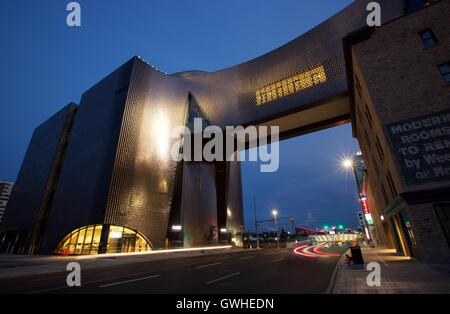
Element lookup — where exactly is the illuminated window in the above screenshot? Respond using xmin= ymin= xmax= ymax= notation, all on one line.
xmin=55 ymin=224 xmax=152 ymax=255
xmin=255 ymin=65 xmax=327 ymax=105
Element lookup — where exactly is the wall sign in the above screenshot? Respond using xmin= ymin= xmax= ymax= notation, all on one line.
xmin=385 ymin=109 xmax=450 ymax=185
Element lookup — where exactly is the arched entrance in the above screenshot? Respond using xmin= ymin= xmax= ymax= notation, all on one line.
xmin=55 ymin=224 xmax=152 ymax=255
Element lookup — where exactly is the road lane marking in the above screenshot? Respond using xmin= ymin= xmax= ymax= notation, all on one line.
xmin=205 ymin=272 xmax=240 ymax=285
xmin=99 ymin=274 xmax=160 ymax=288
xmin=271 ymin=258 xmax=285 ymax=263
xmin=29 ymin=255 xmax=233 ymax=294
xmin=195 ymin=262 xmax=222 ymax=269
xmin=263 ymin=252 xmax=277 ymax=255
xmin=238 ymin=256 xmax=255 ymax=260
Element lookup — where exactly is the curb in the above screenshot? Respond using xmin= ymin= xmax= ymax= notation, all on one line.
xmin=325 ymin=249 xmax=349 ymax=294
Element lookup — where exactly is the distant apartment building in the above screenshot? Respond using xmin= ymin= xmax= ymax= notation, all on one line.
xmin=357 ymin=211 xmax=365 ymax=228
xmin=0 ymin=181 xmax=14 ymax=223
xmin=352 ymin=152 xmax=378 ymax=245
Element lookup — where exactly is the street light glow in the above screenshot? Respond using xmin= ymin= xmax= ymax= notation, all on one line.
xmin=272 ymin=209 xmax=278 ymax=217
xmin=342 ymin=158 xmax=353 ymax=169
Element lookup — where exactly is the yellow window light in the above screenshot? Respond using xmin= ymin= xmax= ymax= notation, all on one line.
xmin=255 ymin=65 xmax=327 ymax=105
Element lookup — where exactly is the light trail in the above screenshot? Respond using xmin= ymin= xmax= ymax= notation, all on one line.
xmin=293 ymin=245 xmax=317 ymax=258
xmin=293 ymin=243 xmax=342 ymax=258
xmin=312 ymin=244 xmax=341 ymax=257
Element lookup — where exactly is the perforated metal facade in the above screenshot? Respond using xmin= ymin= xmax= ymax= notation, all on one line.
xmin=1 ymin=0 xmax=406 ymax=254
xmin=0 ymin=104 xmax=77 ymax=254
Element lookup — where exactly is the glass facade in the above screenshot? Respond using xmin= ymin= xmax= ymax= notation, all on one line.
xmin=55 ymin=224 xmax=151 ymax=255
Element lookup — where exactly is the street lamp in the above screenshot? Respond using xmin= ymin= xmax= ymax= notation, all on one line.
xmin=342 ymin=158 xmax=353 ymax=169
xmin=272 ymin=209 xmax=279 ymax=249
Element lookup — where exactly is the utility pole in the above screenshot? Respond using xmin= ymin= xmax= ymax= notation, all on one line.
xmin=272 ymin=209 xmax=279 ymax=249
xmin=254 ymin=197 xmax=260 ymax=249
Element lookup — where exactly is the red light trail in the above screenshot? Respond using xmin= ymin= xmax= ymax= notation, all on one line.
xmin=312 ymin=244 xmax=341 ymax=257
xmin=293 ymin=243 xmax=342 ymax=258
xmin=293 ymin=245 xmax=317 ymax=258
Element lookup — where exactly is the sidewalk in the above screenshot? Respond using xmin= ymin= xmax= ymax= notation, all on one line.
xmin=0 ymin=246 xmax=240 ymax=280
xmin=330 ymin=247 xmax=450 ymax=294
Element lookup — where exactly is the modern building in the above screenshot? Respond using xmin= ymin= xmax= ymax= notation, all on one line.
xmin=0 ymin=181 xmax=13 ymax=223
xmin=0 ymin=104 xmax=77 ymax=254
xmin=0 ymin=0 xmax=448 ymax=262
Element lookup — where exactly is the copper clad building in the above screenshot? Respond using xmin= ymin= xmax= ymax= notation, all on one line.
xmin=1 ymin=0 xmax=449 ymax=262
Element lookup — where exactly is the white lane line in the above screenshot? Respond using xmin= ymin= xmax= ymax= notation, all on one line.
xmin=238 ymin=255 xmax=255 ymax=260
xmin=271 ymin=258 xmax=285 ymax=263
xmin=205 ymin=272 xmax=240 ymax=285
xmin=99 ymin=274 xmax=160 ymax=288
xmin=263 ymin=252 xmax=277 ymax=256
xmin=195 ymin=262 xmax=222 ymax=269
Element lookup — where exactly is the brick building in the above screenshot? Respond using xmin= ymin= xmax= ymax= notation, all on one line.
xmin=346 ymin=0 xmax=450 ymax=263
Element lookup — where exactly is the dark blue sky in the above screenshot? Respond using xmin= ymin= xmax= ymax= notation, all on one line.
xmin=0 ymin=0 xmax=359 ymax=231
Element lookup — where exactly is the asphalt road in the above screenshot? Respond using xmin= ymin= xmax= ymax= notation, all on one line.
xmin=0 ymin=246 xmax=346 ymax=294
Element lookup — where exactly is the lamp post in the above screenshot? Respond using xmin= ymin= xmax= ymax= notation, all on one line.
xmin=272 ymin=209 xmax=279 ymax=249
xmin=254 ymin=198 xmax=260 ymax=249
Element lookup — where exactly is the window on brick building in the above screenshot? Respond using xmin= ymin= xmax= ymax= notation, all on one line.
xmin=372 ymin=156 xmax=380 ymax=174
xmin=375 ymin=136 xmax=384 ymax=161
xmin=381 ymin=186 xmax=389 ymax=207
xmin=419 ymin=29 xmax=438 ymax=48
xmin=364 ymin=129 xmax=371 ymax=149
xmin=434 ymin=203 xmax=450 ymax=247
xmin=437 ymin=63 xmax=450 ymax=83
xmin=387 ymin=171 xmax=398 ymax=198
xmin=364 ymin=103 xmax=373 ymax=129
xmin=355 ymin=75 xmax=362 ymax=101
